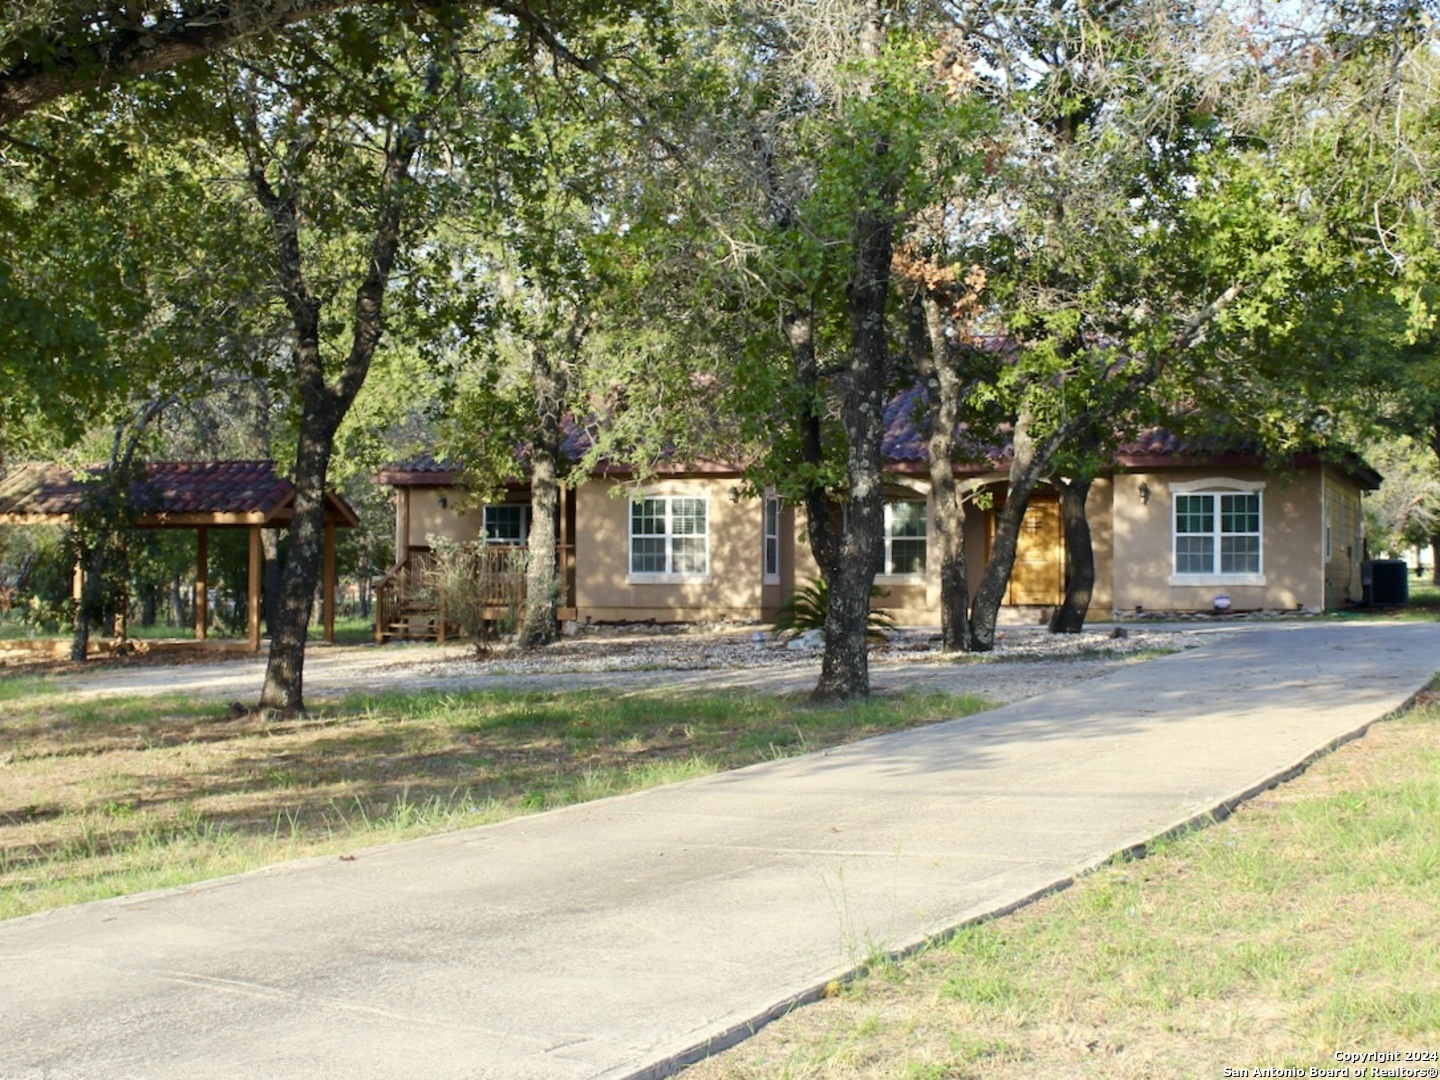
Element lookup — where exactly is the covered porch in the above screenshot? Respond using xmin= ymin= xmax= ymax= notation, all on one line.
xmin=0 ymin=461 xmax=358 ymax=652
xmin=372 ymin=459 xmax=577 ymax=642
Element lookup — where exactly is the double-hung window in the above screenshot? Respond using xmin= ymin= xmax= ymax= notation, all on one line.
xmin=762 ymin=494 xmax=781 ymax=583
xmin=1171 ymin=484 xmax=1263 ymax=582
xmin=483 ymin=504 xmax=529 ymax=545
xmin=882 ymin=500 xmax=927 ymax=577
xmin=630 ymin=495 xmax=709 ymax=580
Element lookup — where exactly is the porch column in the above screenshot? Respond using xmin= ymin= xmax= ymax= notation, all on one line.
xmin=248 ymin=525 xmax=262 ymax=652
xmin=322 ymin=521 xmax=336 ymax=644
xmin=398 ymin=488 xmax=411 ymax=562
xmin=558 ymin=485 xmax=570 ymax=609
xmin=195 ymin=527 xmax=209 ymax=641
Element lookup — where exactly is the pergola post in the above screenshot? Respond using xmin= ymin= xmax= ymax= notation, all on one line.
xmin=195 ymin=527 xmax=209 ymax=641
xmin=248 ymin=525 xmax=262 ymax=652
xmin=322 ymin=521 xmax=336 ymax=644
xmin=398 ymin=488 xmax=410 ymax=564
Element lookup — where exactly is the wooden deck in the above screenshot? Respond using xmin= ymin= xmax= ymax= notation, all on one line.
xmin=374 ymin=544 xmax=575 ymax=643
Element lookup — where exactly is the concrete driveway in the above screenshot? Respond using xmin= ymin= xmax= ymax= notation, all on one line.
xmin=2 ymin=620 xmax=1437 ymax=1079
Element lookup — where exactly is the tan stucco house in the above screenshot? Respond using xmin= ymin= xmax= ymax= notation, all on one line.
xmin=373 ymin=423 xmax=1379 ymax=635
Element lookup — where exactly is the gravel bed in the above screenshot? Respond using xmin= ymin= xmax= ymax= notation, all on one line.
xmin=396 ymin=624 xmax=1205 ymax=679
xmin=347 ymin=624 xmax=1219 ymax=706
xmin=41 ymin=623 xmax=1222 ymax=706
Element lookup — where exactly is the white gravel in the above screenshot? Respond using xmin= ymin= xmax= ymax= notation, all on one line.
xmin=401 ymin=624 xmax=1194 ymax=676
xmin=369 ymin=623 xmax=1217 ymax=705
xmin=42 ymin=623 xmax=1224 ymax=706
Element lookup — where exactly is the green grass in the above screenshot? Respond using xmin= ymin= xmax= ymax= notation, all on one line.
xmin=0 ymin=674 xmax=58 ymax=703
xmin=686 ymin=692 xmax=1440 ymax=1078
xmin=1322 ymin=575 xmax=1440 ymax=621
xmin=0 ymin=685 xmax=991 ymax=920
xmin=1409 ymin=579 xmax=1440 ymax=605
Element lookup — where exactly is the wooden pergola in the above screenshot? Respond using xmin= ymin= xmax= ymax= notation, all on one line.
xmin=0 ymin=461 xmax=358 ymax=651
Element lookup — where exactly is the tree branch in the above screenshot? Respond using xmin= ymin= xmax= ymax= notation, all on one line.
xmin=0 ymin=0 xmax=393 ymax=127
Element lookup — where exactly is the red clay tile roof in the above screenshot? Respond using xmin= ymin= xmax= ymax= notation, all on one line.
xmin=0 ymin=461 xmax=357 ymax=526
xmin=371 ymin=454 xmax=460 ymax=487
xmin=374 ymin=390 xmax=1380 ymax=490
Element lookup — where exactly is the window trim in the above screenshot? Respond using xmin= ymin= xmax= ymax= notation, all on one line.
xmin=877 ymin=498 xmax=928 ymax=582
xmin=1168 ymin=478 xmax=1266 ymax=586
xmin=762 ymin=491 xmax=781 ymax=585
xmin=627 ymin=492 xmax=711 ymax=584
xmin=482 ymin=503 xmax=530 ymax=546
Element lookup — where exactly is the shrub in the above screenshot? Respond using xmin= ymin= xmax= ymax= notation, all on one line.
xmin=424 ymin=537 xmax=527 ymax=657
xmin=771 ymin=576 xmax=897 ymax=641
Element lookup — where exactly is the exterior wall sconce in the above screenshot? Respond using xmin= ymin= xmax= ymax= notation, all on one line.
xmin=1138 ymin=482 xmax=1150 ymax=505
xmin=728 ymin=487 xmax=741 ymax=504
xmin=437 ymin=494 xmax=448 ymax=510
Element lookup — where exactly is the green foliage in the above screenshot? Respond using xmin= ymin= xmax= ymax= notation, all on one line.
xmin=0 ymin=525 xmax=70 ymax=625
xmin=1364 ymin=436 xmax=1440 ymax=556
xmin=772 ymin=576 xmax=897 ymax=641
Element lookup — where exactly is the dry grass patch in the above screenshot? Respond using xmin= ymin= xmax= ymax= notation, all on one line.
xmin=683 ymin=695 xmax=1440 ymax=1079
xmin=0 ymin=681 xmax=991 ymax=919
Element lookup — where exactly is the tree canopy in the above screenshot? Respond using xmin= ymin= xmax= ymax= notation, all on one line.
xmin=4 ymin=0 xmax=1440 ymax=700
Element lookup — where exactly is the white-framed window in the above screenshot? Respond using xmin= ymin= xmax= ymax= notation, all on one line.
xmin=882 ymin=499 xmax=927 ymax=577
xmin=629 ymin=495 xmax=709 ymax=581
xmin=763 ymin=493 xmax=781 ymax=584
xmin=1170 ymin=480 xmax=1264 ymax=584
xmin=483 ymin=504 xmax=529 ymax=544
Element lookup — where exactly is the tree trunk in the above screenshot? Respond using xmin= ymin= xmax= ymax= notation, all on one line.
xmin=518 ymin=475 xmax=560 ymax=648
xmin=69 ymin=549 xmax=100 ymax=661
xmin=262 ymin=413 xmax=342 ymax=712
xmin=255 ymin=119 xmax=422 ymax=715
xmin=783 ymin=306 xmax=841 ymax=579
xmin=66 ymin=413 xmax=161 ymax=660
xmin=917 ymin=294 xmax=969 ymax=652
xmin=1048 ymin=475 xmax=1094 ymax=634
xmin=968 ymin=411 xmax=1044 ymax=652
xmin=170 ymin=574 xmax=186 ymax=627
xmin=814 ymin=2 xmax=894 ymax=701
xmin=518 ymin=345 xmax=564 ymax=649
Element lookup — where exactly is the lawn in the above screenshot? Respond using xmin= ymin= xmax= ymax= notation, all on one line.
xmin=0 ymin=681 xmax=990 ymax=920
xmin=683 ymin=689 xmax=1440 ymax=1079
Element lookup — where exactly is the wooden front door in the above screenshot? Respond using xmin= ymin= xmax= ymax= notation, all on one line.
xmin=1004 ymin=497 xmax=1064 ymax=606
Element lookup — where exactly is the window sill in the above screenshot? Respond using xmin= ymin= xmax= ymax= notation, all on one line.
xmin=1168 ymin=573 xmax=1266 ymax=587
xmin=627 ymin=573 xmax=712 ymax=586
xmin=876 ymin=574 xmax=927 ymax=586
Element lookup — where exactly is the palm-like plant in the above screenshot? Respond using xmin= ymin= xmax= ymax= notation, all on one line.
xmin=771 ymin=576 xmax=897 ymax=641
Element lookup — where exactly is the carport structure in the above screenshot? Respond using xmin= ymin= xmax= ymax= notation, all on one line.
xmin=0 ymin=461 xmax=358 ymax=651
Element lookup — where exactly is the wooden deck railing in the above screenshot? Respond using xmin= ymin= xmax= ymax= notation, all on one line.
xmin=374 ymin=543 xmax=574 ymax=643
